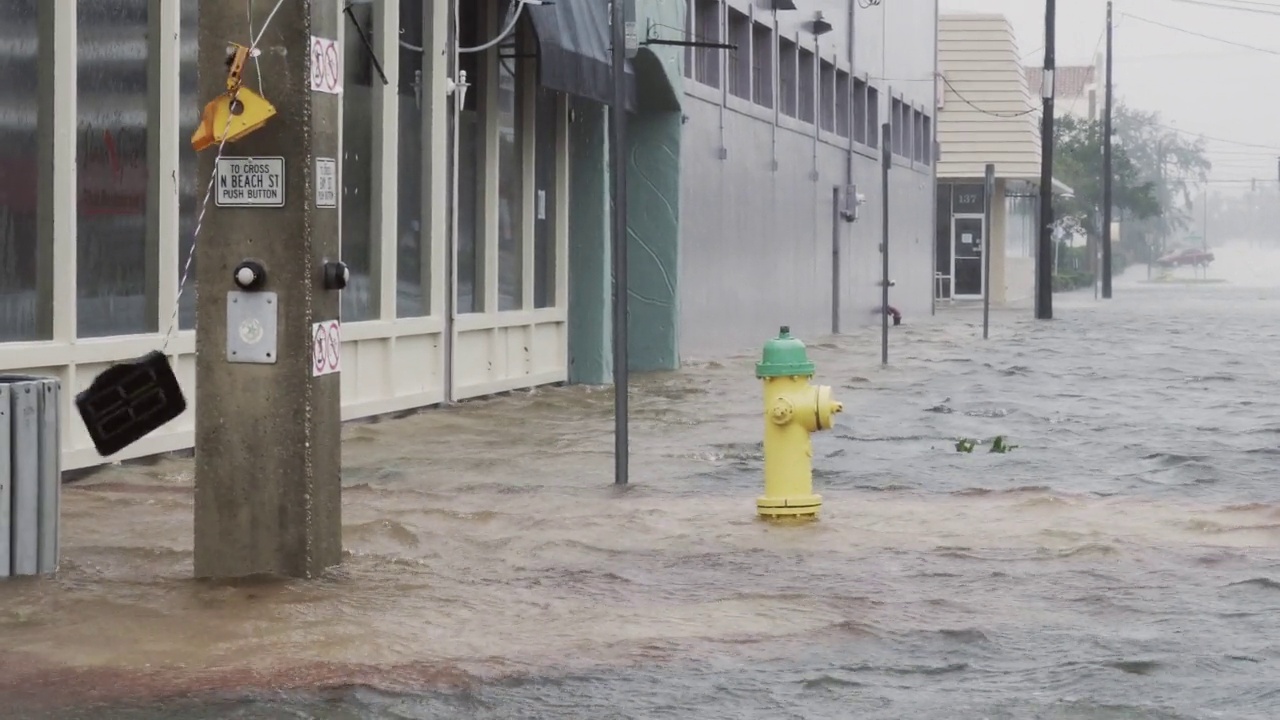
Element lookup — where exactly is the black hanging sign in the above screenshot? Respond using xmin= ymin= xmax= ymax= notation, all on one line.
xmin=75 ymin=351 xmax=187 ymax=457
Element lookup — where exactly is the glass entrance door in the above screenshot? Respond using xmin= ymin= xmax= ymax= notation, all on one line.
xmin=952 ymin=216 xmax=985 ymax=298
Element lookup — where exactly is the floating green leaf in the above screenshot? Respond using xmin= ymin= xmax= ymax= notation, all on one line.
xmin=988 ymin=436 xmax=1019 ymax=454
xmin=954 ymin=436 xmax=1019 ymax=454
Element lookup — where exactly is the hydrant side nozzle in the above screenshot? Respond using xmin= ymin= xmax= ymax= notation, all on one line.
xmin=816 ymin=385 xmax=843 ymax=431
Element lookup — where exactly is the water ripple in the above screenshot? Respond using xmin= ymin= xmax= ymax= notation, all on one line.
xmin=7 ymin=252 xmax=1280 ymax=718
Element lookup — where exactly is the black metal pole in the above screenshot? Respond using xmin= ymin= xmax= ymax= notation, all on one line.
xmin=610 ymin=0 xmax=629 ymax=485
xmin=1101 ymin=0 xmax=1114 ymax=299
xmin=1036 ymin=0 xmax=1056 ymax=320
xmin=832 ymin=187 xmax=841 ymax=335
xmin=983 ymin=163 xmax=994 ymax=339
xmin=1203 ymin=189 xmax=1209 ymax=249
xmin=881 ymin=123 xmax=891 ymax=366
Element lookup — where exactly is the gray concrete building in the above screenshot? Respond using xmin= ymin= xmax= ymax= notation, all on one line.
xmin=677 ymin=0 xmax=939 ymax=356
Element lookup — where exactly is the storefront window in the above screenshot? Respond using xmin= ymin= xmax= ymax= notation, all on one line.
xmin=496 ymin=30 xmax=526 ymax=311
xmin=1005 ymin=188 xmax=1038 ymax=259
xmin=0 ymin=0 xmax=50 ymax=341
xmin=76 ymin=0 xmax=156 ymax=338
xmin=456 ymin=2 xmax=484 ymax=314
xmin=396 ymin=0 xmax=428 ymax=318
xmin=342 ymin=0 xmax=379 ymax=321
xmin=935 ymin=183 xmax=952 ymax=299
xmin=533 ymin=86 xmax=557 ymax=309
xmin=177 ymin=0 xmax=199 ymax=330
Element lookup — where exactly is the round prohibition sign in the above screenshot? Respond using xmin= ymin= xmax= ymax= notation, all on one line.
xmin=323 ymin=43 xmax=340 ymax=92
xmin=313 ymin=325 xmax=328 ymax=374
xmin=311 ymin=39 xmax=326 ymax=89
xmin=324 ymin=323 xmax=340 ymax=370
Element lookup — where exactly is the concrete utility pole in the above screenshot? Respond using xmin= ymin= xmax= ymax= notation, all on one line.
xmin=193 ymin=0 xmax=344 ymax=579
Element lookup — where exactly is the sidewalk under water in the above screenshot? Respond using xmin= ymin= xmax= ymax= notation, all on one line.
xmin=4 ymin=257 xmax=1280 ymax=718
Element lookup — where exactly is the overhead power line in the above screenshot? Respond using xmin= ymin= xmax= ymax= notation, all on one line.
xmin=1205 ymin=148 xmax=1280 ymax=156
xmin=1154 ymin=0 xmax=1280 ymax=17
xmin=1120 ymin=12 xmax=1280 ymax=56
xmin=939 ymin=73 xmax=1038 ymax=118
xmin=1142 ymin=120 xmax=1280 ymax=152
xmin=1065 ymin=26 xmax=1107 ymax=118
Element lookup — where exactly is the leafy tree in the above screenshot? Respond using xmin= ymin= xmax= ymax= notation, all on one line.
xmin=1052 ymin=102 xmax=1211 ymax=265
xmin=1112 ymin=104 xmax=1212 ymax=256
xmin=1052 ymin=112 xmax=1160 ymax=269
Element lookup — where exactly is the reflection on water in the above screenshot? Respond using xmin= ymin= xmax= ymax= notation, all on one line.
xmin=5 ymin=245 xmax=1280 ymax=718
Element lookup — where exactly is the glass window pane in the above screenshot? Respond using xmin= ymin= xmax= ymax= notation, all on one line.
xmin=341 ymin=1 xmax=378 ymax=322
xmin=867 ymin=86 xmax=879 ymax=148
xmin=727 ymin=9 xmax=750 ymax=101
xmin=456 ymin=4 xmax=483 ymax=314
xmin=77 ymin=0 xmax=155 ymax=338
xmin=0 ymin=0 xmax=50 ymax=341
xmin=694 ymin=0 xmax=720 ymax=88
xmin=751 ymin=23 xmax=772 ymax=108
xmin=683 ymin=0 xmax=693 ymax=80
xmin=533 ymin=87 xmax=556 ymax=309
xmin=819 ymin=61 xmax=835 ymax=132
xmin=853 ymin=79 xmax=866 ymax=144
xmin=835 ymin=70 xmax=850 ymax=138
xmin=177 ymin=0 xmax=198 ymax=329
xmin=779 ymin=39 xmax=796 ymax=118
xmin=798 ymin=49 xmax=815 ymax=123
xmin=396 ymin=0 xmax=428 ymax=318
xmin=496 ymin=45 xmax=523 ymax=311
xmin=457 ymin=110 xmax=482 ymax=313
xmin=924 ymin=115 xmax=933 ymax=164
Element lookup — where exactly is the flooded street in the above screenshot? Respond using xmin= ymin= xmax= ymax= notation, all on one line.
xmin=4 ymin=245 xmax=1280 ymax=719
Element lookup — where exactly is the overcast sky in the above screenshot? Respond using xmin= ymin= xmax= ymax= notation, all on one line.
xmin=939 ymin=0 xmax=1280 ymax=190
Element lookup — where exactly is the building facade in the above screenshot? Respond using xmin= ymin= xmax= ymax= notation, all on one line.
xmin=677 ymin=0 xmax=940 ymax=356
xmin=0 ymin=0 xmax=608 ymax=470
xmin=1027 ymin=63 xmax=1100 ymax=123
xmin=0 ymin=0 xmax=937 ymax=471
xmin=935 ymin=13 xmax=1065 ymax=306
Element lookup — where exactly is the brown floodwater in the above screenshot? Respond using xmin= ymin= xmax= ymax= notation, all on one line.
xmin=4 ymin=246 xmax=1280 ymax=719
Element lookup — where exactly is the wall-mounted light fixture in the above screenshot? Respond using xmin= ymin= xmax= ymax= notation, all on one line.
xmin=810 ymin=11 xmax=833 ymax=36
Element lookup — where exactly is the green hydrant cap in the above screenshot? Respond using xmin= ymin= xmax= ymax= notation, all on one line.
xmin=756 ymin=325 xmax=816 ymax=378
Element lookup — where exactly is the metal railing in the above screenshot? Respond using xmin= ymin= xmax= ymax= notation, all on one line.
xmin=934 ymin=271 xmax=955 ymax=303
xmin=2 ymin=375 xmax=60 ymax=579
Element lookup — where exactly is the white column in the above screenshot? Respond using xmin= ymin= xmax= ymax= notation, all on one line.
xmin=426 ymin=0 xmax=450 ymax=319
xmin=44 ymin=0 xmax=76 ymax=343
xmin=151 ymin=0 xmax=180 ymax=339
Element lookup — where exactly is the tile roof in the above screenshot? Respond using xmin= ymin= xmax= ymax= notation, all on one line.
xmin=1025 ymin=66 xmax=1096 ymax=99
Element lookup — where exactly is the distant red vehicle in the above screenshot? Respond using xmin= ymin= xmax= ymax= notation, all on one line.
xmin=1155 ymin=248 xmax=1215 ymax=268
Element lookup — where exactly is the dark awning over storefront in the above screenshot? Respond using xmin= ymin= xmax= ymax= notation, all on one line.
xmin=526 ymin=0 xmax=636 ymax=109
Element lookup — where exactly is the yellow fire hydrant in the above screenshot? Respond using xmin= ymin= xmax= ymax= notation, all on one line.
xmin=755 ymin=326 xmax=843 ymax=520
